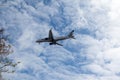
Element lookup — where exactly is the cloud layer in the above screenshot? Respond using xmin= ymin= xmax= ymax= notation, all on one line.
xmin=1 ymin=0 xmax=120 ymax=80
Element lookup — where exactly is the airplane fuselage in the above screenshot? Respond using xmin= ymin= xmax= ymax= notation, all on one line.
xmin=36 ymin=36 xmax=69 ymax=43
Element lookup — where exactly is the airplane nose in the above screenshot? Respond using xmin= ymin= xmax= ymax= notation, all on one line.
xmin=36 ymin=39 xmax=45 ymax=43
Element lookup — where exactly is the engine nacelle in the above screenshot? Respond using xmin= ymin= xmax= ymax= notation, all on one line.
xmin=49 ymin=43 xmax=53 ymax=45
xmin=45 ymin=38 xmax=48 ymax=40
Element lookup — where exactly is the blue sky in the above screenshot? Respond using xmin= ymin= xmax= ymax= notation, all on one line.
xmin=1 ymin=0 xmax=120 ymax=80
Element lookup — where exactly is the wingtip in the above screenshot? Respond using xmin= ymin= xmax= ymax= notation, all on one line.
xmin=50 ymin=28 xmax=52 ymax=30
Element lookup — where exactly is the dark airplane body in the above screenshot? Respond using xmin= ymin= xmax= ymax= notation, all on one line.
xmin=36 ymin=29 xmax=75 ymax=46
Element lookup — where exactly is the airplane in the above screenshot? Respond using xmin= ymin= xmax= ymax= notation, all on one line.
xmin=36 ymin=29 xmax=75 ymax=46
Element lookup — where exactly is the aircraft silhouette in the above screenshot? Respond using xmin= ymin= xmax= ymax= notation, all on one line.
xmin=36 ymin=29 xmax=75 ymax=46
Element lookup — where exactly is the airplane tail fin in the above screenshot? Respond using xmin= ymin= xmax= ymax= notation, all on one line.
xmin=68 ymin=30 xmax=75 ymax=39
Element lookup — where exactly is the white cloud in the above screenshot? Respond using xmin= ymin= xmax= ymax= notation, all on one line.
xmin=109 ymin=0 xmax=120 ymax=20
xmin=1 ymin=0 xmax=120 ymax=80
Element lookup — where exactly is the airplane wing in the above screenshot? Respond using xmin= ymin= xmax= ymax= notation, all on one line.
xmin=49 ymin=29 xmax=54 ymax=40
xmin=56 ymin=42 xmax=63 ymax=46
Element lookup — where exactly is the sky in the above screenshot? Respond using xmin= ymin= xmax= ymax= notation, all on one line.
xmin=0 ymin=0 xmax=120 ymax=80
